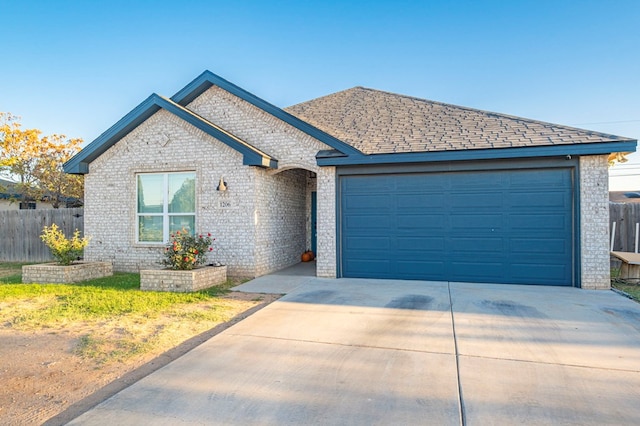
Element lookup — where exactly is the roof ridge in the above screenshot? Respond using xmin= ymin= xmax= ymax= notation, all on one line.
xmin=306 ymin=86 xmax=634 ymax=142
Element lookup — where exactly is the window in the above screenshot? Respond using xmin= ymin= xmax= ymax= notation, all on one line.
xmin=19 ymin=202 xmax=36 ymax=210
xmin=137 ymin=172 xmax=196 ymax=243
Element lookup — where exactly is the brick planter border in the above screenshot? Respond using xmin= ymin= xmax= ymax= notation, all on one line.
xmin=22 ymin=262 xmax=113 ymax=284
xmin=140 ymin=265 xmax=227 ymax=292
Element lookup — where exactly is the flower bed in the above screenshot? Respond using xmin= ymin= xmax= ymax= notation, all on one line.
xmin=140 ymin=265 xmax=227 ymax=292
xmin=22 ymin=262 xmax=113 ymax=284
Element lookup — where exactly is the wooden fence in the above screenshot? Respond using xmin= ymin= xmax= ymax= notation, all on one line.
xmin=610 ymin=202 xmax=640 ymax=253
xmin=0 ymin=208 xmax=84 ymax=262
xmin=0 ymin=203 xmax=638 ymax=262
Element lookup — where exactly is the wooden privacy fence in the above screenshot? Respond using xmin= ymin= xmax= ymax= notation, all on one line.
xmin=0 ymin=208 xmax=84 ymax=262
xmin=610 ymin=202 xmax=640 ymax=253
xmin=0 ymin=203 xmax=637 ymax=262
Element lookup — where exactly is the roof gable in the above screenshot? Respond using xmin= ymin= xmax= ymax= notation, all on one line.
xmin=286 ymin=87 xmax=637 ymax=165
xmin=171 ymin=71 xmax=362 ymax=157
xmin=65 ymin=73 xmax=637 ymax=173
xmin=64 ymin=93 xmax=277 ymax=174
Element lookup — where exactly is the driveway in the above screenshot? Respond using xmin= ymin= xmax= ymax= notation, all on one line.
xmin=67 ymin=278 xmax=640 ymax=425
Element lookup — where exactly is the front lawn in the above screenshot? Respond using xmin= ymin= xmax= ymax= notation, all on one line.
xmin=0 ymin=264 xmax=260 ymax=363
xmin=0 ymin=262 xmax=276 ymax=424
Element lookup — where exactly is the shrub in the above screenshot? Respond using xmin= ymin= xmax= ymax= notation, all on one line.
xmin=40 ymin=224 xmax=90 ymax=265
xmin=162 ymin=229 xmax=214 ymax=270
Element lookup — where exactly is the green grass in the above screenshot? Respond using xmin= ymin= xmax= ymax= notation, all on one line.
xmin=0 ymin=262 xmax=27 ymax=284
xmin=0 ymin=272 xmax=234 ymax=327
xmin=611 ymin=267 xmax=640 ymax=302
xmin=0 ymin=265 xmax=250 ymax=363
xmin=613 ymin=284 xmax=640 ymax=301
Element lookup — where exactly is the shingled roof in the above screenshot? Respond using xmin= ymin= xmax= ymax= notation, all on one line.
xmin=285 ymin=87 xmax=634 ymax=155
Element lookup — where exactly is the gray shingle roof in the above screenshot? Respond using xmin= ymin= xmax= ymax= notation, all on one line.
xmin=285 ymin=87 xmax=633 ymax=155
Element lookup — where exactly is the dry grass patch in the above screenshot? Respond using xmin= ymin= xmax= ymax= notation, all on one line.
xmin=0 ymin=267 xmax=280 ymax=425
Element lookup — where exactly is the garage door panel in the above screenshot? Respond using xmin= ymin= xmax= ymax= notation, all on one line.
xmin=397 ymin=236 xmax=445 ymax=250
xmin=396 ymin=174 xmax=448 ymax=191
xmin=450 ymin=261 xmax=505 ymax=281
xmin=344 ymin=215 xmax=392 ymax=230
xmin=510 ymin=264 xmax=569 ymax=284
xmin=397 ymin=261 xmax=446 ymax=279
xmin=509 ymin=214 xmax=567 ymax=230
xmin=508 ymin=169 xmax=570 ymax=186
xmin=450 ymin=172 xmax=503 ymax=189
xmin=511 ymin=238 xmax=567 ymax=254
xmin=345 ymin=236 xmax=391 ymax=250
xmin=450 ymin=192 xmax=503 ymax=208
xmin=449 ymin=237 xmax=503 ymax=253
xmin=344 ymin=194 xmax=391 ymax=210
xmin=343 ymin=176 xmax=393 ymax=192
xmin=341 ymin=168 xmax=574 ymax=286
xmin=397 ymin=193 xmax=446 ymax=209
xmin=344 ymin=260 xmax=391 ymax=276
xmin=509 ymin=192 xmax=571 ymax=209
xmin=450 ymin=214 xmax=503 ymax=229
xmin=397 ymin=236 xmax=445 ymax=251
xmin=398 ymin=214 xmax=447 ymax=229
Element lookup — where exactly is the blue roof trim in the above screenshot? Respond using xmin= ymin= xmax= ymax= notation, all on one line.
xmin=171 ymin=70 xmax=363 ymax=157
xmin=158 ymin=96 xmax=277 ymax=168
xmin=64 ymin=94 xmax=277 ymax=174
xmin=64 ymin=94 xmax=161 ymax=174
xmin=316 ymin=140 xmax=637 ymax=166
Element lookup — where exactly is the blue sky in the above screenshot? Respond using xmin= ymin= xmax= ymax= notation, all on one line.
xmin=1 ymin=0 xmax=639 ymax=189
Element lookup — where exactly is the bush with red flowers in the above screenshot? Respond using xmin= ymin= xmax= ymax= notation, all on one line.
xmin=162 ymin=229 xmax=214 ymax=270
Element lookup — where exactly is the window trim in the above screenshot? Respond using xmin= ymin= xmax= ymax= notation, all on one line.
xmin=136 ymin=171 xmax=196 ymax=244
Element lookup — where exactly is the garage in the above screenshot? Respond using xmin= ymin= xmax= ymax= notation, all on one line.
xmin=339 ymin=165 xmax=575 ymax=286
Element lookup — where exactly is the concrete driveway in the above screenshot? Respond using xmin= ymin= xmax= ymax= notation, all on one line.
xmin=67 ymin=278 xmax=640 ymax=425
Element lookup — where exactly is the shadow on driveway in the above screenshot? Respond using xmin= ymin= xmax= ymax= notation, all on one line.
xmin=65 ymin=278 xmax=640 ymax=425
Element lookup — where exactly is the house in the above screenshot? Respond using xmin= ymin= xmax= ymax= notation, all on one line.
xmin=0 ymin=178 xmax=44 ymax=210
xmin=0 ymin=178 xmax=82 ymax=210
xmin=610 ymin=191 xmax=640 ymax=203
xmin=64 ymin=71 xmax=637 ymax=289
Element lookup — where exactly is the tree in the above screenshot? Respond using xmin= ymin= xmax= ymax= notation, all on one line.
xmin=0 ymin=112 xmax=44 ymax=204
xmin=35 ymin=135 xmax=84 ymax=208
xmin=0 ymin=112 xmax=84 ymax=207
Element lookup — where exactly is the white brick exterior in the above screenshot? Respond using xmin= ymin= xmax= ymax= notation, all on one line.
xmin=81 ymin=82 xmax=615 ymax=286
xmin=579 ymin=155 xmax=611 ymax=289
xmin=84 ymin=88 xmax=338 ymax=278
xmin=140 ymin=265 xmax=227 ymax=292
xmin=187 ymin=87 xmax=336 ymax=277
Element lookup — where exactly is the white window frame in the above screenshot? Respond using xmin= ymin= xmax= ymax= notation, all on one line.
xmin=136 ymin=172 xmax=196 ymax=244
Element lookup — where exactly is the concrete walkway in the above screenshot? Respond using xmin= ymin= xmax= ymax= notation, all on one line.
xmin=67 ymin=272 xmax=640 ymax=425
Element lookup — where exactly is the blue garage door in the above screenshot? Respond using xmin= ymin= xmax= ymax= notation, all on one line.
xmin=340 ymin=168 xmax=574 ymax=285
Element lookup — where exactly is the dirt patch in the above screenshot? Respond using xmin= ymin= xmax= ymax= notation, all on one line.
xmin=0 ymin=291 xmax=280 ymax=425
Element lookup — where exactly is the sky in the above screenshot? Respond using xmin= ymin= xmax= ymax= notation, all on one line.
xmin=1 ymin=0 xmax=639 ymax=190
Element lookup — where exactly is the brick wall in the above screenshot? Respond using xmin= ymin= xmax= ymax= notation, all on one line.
xmin=22 ymin=262 xmax=113 ymax=284
xmin=84 ymin=110 xmax=257 ymax=276
xmin=254 ymin=168 xmax=307 ymax=276
xmin=84 ymin=86 xmax=338 ymax=278
xmin=187 ymin=87 xmax=336 ymax=277
xmin=579 ymin=154 xmax=611 ymax=289
xmin=140 ymin=265 xmax=227 ymax=292
xmin=316 ymin=166 xmax=337 ymax=278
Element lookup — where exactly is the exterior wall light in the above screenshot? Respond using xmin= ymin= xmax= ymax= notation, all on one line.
xmin=217 ymin=177 xmax=228 ymax=191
